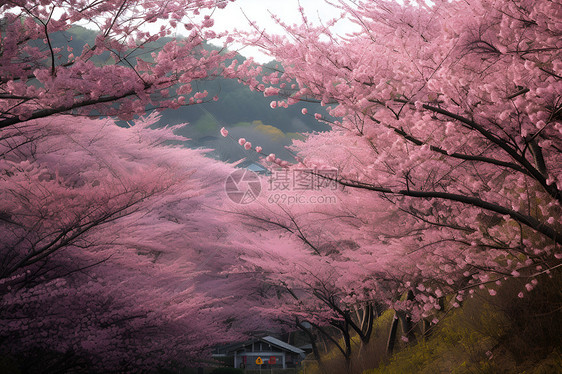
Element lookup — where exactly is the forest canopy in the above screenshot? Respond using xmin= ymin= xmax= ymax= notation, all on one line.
xmin=0 ymin=0 xmax=560 ymax=373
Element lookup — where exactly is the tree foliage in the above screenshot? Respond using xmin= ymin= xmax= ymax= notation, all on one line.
xmin=224 ymin=0 xmax=562 ymax=365
xmin=0 ymin=113 xmax=247 ymax=371
xmin=0 ymin=0 xmax=234 ymax=128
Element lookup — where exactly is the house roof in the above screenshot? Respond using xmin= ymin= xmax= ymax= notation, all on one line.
xmin=217 ymin=335 xmax=305 ymax=356
xmin=246 ymin=163 xmax=267 ymax=173
xmin=261 ymin=336 xmax=305 ymax=355
xmin=234 ymin=159 xmax=268 ymax=174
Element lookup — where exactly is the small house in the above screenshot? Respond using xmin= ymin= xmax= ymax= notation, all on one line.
xmin=213 ymin=335 xmax=306 ymax=370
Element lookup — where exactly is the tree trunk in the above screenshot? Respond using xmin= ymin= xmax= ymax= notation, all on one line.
xmin=387 ymin=290 xmax=415 ymax=354
xmin=386 ymin=313 xmax=399 ymax=355
xmin=296 ymin=319 xmax=325 ymax=373
xmin=397 ymin=290 xmax=415 ymax=343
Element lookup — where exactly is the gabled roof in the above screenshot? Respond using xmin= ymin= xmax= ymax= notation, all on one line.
xmin=217 ymin=335 xmax=305 ymax=355
xmin=246 ymin=163 xmax=267 ymax=173
xmin=261 ymin=336 xmax=305 ymax=355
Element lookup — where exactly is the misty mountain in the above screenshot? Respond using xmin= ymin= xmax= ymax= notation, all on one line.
xmin=58 ymin=26 xmax=329 ymax=163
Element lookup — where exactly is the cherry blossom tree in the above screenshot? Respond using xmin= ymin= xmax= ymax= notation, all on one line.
xmin=0 ymin=1 xmax=298 ymax=370
xmin=222 ymin=0 xmax=562 ymax=362
xmin=0 ymin=113 xmax=252 ymax=372
xmin=224 ymin=181 xmax=431 ymax=368
xmin=0 ymin=0 xmax=235 ymax=128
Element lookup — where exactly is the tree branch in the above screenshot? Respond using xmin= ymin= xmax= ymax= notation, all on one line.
xmin=313 ymin=172 xmax=562 ymax=246
xmin=0 ymin=91 xmax=138 ymax=129
xmin=421 ymin=104 xmax=561 ymax=204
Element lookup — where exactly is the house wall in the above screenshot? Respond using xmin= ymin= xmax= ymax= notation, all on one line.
xmin=234 ymin=351 xmax=286 ymax=369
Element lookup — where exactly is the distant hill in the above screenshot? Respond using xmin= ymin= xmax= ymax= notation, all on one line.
xmin=59 ymin=26 xmax=329 ymax=163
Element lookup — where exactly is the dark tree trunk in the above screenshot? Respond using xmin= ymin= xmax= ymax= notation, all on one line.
xmin=397 ymin=290 xmax=415 ymax=342
xmin=386 ymin=313 xmax=399 ymax=355
xmin=296 ymin=319 xmax=323 ymax=365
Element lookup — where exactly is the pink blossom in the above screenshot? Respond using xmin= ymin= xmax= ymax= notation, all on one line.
xmin=193 ymin=91 xmax=208 ymax=100
xmin=0 ymin=114 xmax=243 ymax=370
xmin=220 ymin=127 xmax=228 ymax=137
xmin=202 ymin=15 xmax=214 ymax=28
xmin=264 ymin=87 xmax=280 ymax=96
